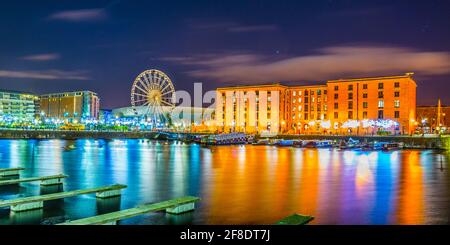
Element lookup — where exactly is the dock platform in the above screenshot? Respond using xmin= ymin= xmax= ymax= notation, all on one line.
xmin=58 ymin=196 xmax=200 ymax=225
xmin=0 ymin=174 xmax=68 ymax=186
xmin=275 ymin=214 xmax=314 ymax=225
xmin=0 ymin=184 xmax=127 ymax=212
xmin=0 ymin=168 xmax=26 ymax=177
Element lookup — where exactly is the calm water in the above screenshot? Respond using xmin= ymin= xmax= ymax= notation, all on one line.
xmin=0 ymin=139 xmax=448 ymax=225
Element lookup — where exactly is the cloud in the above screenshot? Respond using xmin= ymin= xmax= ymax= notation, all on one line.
xmin=163 ymin=45 xmax=450 ymax=83
xmin=20 ymin=53 xmax=60 ymax=61
xmin=0 ymin=70 xmax=90 ymax=80
xmin=227 ymin=25 xmax=278 ymax=33
xmin=189 ymin=20 xmax=278 ymax=33
xmin=48 ymin=8 xmax=107 ymax=22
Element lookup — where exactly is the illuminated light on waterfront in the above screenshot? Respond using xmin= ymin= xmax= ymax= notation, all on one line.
xmin=368 ymin=151 xmax=379 ymax=162
xmin=342 ymin=120 xmax=360 ymax=128
xmin=356 ymin=154 xmax=374 ymax=195
xmin=320 ymin=120 xmax=331 ymax=129
xmin=343 ymin=151 xmax=356 ymax=165
xmin=397 ymin=151 xmax=425 ymax=224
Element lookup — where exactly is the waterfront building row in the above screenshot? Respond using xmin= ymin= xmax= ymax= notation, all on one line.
xmin=215 ymin=73 xmax=417 ymax=135
xmin=0 ymin=89 xmax=100 ymax=121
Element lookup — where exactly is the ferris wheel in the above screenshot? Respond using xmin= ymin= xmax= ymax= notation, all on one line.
xmin=130 ymin=69 xmax=176 ymax=121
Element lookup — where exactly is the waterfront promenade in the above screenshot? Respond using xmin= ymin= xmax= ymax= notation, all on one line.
xmin=0 ymin=129 xmax=449 ymax=149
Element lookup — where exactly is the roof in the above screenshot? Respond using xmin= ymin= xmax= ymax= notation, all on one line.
xmin=40 ymin=90 xmax=98 ymax=97
xmin=0 ymin=88 xmax=35 ymax=95
xmin=216 ymin=83 xmax=288 ymax=90
xmin=327 ymin=73 xmax=416 ymax=83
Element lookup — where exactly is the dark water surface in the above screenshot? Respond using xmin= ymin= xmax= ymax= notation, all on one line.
xmin=0 ymin=139 xmax=448 ymax=225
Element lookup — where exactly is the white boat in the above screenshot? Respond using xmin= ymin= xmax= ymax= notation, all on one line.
xmin=382 ymin=142 xmax=404 ymax=151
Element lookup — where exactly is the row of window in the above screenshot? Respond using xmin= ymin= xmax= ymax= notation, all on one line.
xmin=334 ymin=82 xmax=400 ymax=91
xmin=292 ymin=89 xmax=327 ymax=97
xmin=333 ymin=110 xmax=400 ymax=120
xmin=332 ymin=91 xmax=400 ymax=100
xmin=331 ymin=100 xmax=400 ymax=110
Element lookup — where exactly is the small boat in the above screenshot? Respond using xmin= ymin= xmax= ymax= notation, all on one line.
xmin=303 ymin=140 xmax=318 ymax=148
xmin=253 ymin=139 xmax=270 ymax=145
xmin=317 ymin=140 xmax=334 ymax=148
xmin=360 ymin=142 xmax=385 ymax=151
xmin=339 ymin=138 xmax=360 ymax=150
xmin=293 ymin=140 xmax=303 ymax=147
xmin=382 ymin=142 xmax=404 ymax=151
xmin=277 ymin=139 xmax=295 ymax=147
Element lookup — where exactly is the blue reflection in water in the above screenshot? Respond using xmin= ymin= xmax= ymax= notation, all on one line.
xmin=0 ymin=139 xmax=448 ymax=225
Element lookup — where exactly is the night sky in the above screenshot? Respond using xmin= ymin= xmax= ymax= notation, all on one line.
xmin=1 ymin=0 xmax=449 ymax=109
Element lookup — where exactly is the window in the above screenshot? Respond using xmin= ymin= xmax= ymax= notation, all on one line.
xmin=298 ymin=105 xmax=302 ymax=111
xmin=378 ymin=83 xmax=384 ymax=89
xmin=323 ymin=113 xmax=328 ymax=120
xmin=293 ymin=91 xmax=296 ymax=96
xmin=304 ymin=105 xmax=309 ymax=111
xmin=311 ymin=105 xmax=315 ymax=111
xmin=378 ymin=110 xmax=384 ymax=119
xmin=395 ymin=91 xmax=400 ymax=97
xmin=324 ymin=104 xmax=328 ymax=111
xmin=378 ymin=91 xmax=384 ymax=98
xmin=394 ymin=100 xmax=400 ymax=108
xmin=304 ymin=113 xmax=309 ymax=120
xmin=378 ymin=100 xmax=384 ymax=108
xmin=293 ymin=107 xmax=296 ymax=111
xmin=298 ymin=98 xmax=302 ymax=103
xmin=348 ymin=85 xmax=353 ymax=91
xmin=305 ymin=90 xmax=309 ymax=96
xmin=363 ymin=84 xmax=368 ymax=89
xmin=299 ymin=91 xmax=302 ymax=96
xmin=348 ymin=101 xmax=353 ymax=110
xmin=363 ymin=111 xmax=368 ymax=119
xmin=348 ymin=93 xmax=353 ymax=100
xmin=324 ymin=90 xmax=327 ymax=95
xmin=395 ymin=82 xmax=400 ymax=88
xmin=311 ymin=91 xmax=315 ymax=95
xmin=363 ymin=93 xmax=368 ymax=99
xmin=334 ymin=112 xmax=339 ymax=119
xmin=317 ymin=90 xmax=321 ymax=95
xmin=304 ymin=97 xmax=309 ymax=103
xmin=334 ymin=103 xmax=338 ymax=109
xmin=348 ymin=111 xmax=353 ymax=119
xmin=363 ymin=102 xmax=368 ymax=108
xmin=312 ymin=97 xmax=315 ymax=103
xmin=293 ymin=99 xmax=296 ymax=103
xmin=334 ymin=85 xmax=339 ymax=91
xmin=334 ymin=94 xmax=338 ymax=99
xmin=395 ymin=111 xmax=400 ymax=118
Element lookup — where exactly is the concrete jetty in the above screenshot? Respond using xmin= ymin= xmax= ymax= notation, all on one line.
xmin=58 ymin=196 xmax=200 ymax=225
xmin=0 ymin=168 xmax=25 ymax=177
xmin=0 ymin=184 xmax=127 ymax=212
xmin=0 ymin=174 xmax=68 ymax=186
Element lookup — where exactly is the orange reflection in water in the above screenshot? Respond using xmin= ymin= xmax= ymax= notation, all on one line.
xmin=396 ymin=151 xmax=425 ymax=224
xmin=296 ymin=149 xmax=320 ymax=221
xmin=206 ymin=146 xmax=305 ymax=224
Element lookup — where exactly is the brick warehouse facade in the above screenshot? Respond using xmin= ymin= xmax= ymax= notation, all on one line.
xmin=215 ymin=73 xmax=417 ymax=135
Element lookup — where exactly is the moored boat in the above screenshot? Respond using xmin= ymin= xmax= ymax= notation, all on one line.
xmin=382 ymin=142 xmax=404 ymax=151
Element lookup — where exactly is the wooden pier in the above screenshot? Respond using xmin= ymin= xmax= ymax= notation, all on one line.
xmin=275 ymin=214 xmax=314 ymax=225
xmin=58 ymin=196 xmax=200 ymax=225
xmin=0 ymin=174 xmax=68 ymax=186
xmin=0 ymin=184 xmax=127 ymax=212
xmin=0 ymin=168 xmax=26 ymax=177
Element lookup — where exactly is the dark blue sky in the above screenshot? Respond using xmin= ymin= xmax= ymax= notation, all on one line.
xmin=1 ymin=0 xmax=449 ymax=109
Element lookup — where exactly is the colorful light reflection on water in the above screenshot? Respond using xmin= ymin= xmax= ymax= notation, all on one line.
xmin=0 ymin=139 xmax=448 ymax=225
